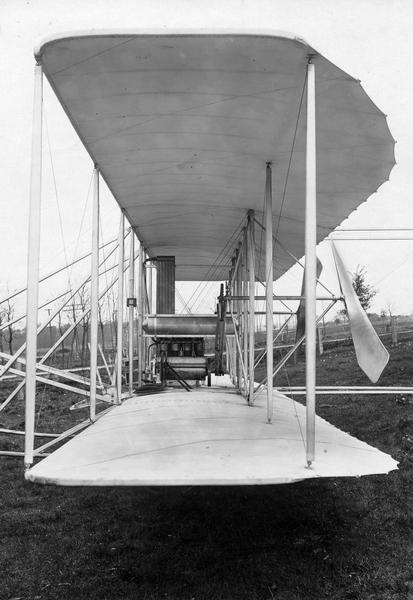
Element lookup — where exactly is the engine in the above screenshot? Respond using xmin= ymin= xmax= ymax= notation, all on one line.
xmin=148 ymin=337 xmax=212 ymax=387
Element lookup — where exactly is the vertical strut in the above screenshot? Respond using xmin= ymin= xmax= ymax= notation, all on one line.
xmin=147 ymin=259 xmax=153 ymax=314
xmin=137 ymin=242 xmax=144 ymax=388
xmin=232 ymin=250 xmax=239 ymax=388
xmin=128 ymin=232 xmax=135 ymax=396
xmin=145 ymin=258 xmax=153 ymax=378
xmin=264 ymin=163 xmax=273 ymax=423
xmin=25 ymin=62 xmax=43 ymax=467
xmin=236 ymin=243 xmax=242 ymax=391
xmin=116 ymin=212 xmax=125 ymax=403
xmin=305 ymin=59 xmax=317 ymax=465
xmin=242 ymin=232 xmax=248 ymax=397
xmin=89 ymin=166 xmax=100 ymax=420
xmin=247 ymin=210 xmax=255 ymax=403
xmin=229 ymin=260 xmax=235 ymax=383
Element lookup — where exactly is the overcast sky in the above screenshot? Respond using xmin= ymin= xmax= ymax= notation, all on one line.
xmin=1 ymin=0 xmax=413 ymax=319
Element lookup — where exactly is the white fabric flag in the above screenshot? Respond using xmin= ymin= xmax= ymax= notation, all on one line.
xmin=332 ymin=242 xmax=389 ymax=383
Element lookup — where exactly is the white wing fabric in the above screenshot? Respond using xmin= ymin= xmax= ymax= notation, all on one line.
xmin=36 ymin=33 xmax=396 ymax=282
xmin=332 ymin=243 xmax=389 ymax=383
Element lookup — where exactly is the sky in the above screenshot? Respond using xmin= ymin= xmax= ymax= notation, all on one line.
xmin=1 ymin=0 xmax=413 ymax=321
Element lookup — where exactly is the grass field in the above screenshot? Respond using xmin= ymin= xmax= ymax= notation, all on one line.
xmin=1 ymin=340 xmax=412 ymax=600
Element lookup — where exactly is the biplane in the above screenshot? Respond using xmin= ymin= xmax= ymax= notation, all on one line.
xmin=0 ymin=30 xmax=402 ymax=485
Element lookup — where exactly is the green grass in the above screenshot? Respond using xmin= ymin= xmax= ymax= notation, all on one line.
xmin=1 ymin=341 xmax=412 ymax=599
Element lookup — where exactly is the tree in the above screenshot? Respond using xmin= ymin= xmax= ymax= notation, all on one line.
xmin=0 ymin=289 xmax=16 ymax=354
xmin=0 ymin=305 xmax=7 ymax=352
xmin=339 ymin=265 xmax=377 ymax=318
xmin=77 ymin=286 xmax=90 ymax=367
xmin=3 ymin=298 xmax=15 ymax=355
xmin=352 ymin=265 xmax=377 ymax=311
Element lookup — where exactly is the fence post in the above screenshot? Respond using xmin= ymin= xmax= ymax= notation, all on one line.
xmin=391 ymin=316 xmax=398 ymax=345
xmin=317 ymin=326 xmax=324 ymax=355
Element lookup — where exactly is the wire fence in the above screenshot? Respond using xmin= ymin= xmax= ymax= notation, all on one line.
xmin=255 ymin=317 xmax=413 ymax=352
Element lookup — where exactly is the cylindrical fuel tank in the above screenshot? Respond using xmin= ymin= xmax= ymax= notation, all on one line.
xmin=166 ymin=356 xmax=208 ymax=380
xmin=143 ymin=315 xmax=235 ymax=336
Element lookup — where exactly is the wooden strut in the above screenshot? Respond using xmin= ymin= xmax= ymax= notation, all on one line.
xmin=229 ymin=232 xmax=246 ymax=391
xmin=226 ymin=166 xmax=276 ymax=420
xmin=116 ymin=212 xmax=125 ymax=404
xmin=89 ymin=165 xmax=99 ymax=421
xmin=242 ymin=231 xmax=248 ymax=397
xmin=4 ymin=363 xmax=110 ymax=403
xmin=214 ymin=283 xmax=227 ymax=376
xmin=305 ymin=59 xmax=317 ymax=466
xmin=128 ymin=233 xmax=135 ymax=396
xmin=228 ymin=295 xmax=340 ymax=301
xmin=264 ymin=163 xmax=274 ymax=422
xmin=236 ymin=242 xmax=243 ymax=390
xmin=231 ymin=250 xmax=237 ymax=386
xmin=227 ymin=284 xmax=235 ymax=381
xmin=0 ymin=352 xmax=105 ymax=393
xmin=144 ymin=257 xmax=153 ymax=381
xmin=137 ymin=241 xmax=144 ymax=389
xmin=227 ymin=221 xmax=260 ymax=402
xmin=228 ymin=297 xmax=248 ymax=389
xmin=226 ymin=61 xmax=319 ymax=464
xmin=25 ymin=62 xmax=43 ymax=467
xmin=277 ymin=386 xmax=413 ymax=395
xmin=247 ymin=211 xmax=255 ymax=404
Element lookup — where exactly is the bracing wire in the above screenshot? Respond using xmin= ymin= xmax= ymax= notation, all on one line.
xmin=175 ymin=287 xmax=192 ymax=314
xmin=187 ymin=217 xmax=247 ymax=313
xmin=44 ymin=112 xmax=72 ymax=291
xmin=43 ymin=112 xmax=98 ymax=373
xmin=66 ymin=169 xmax=94 ymax=366
xmin=274 ymin=70 xmax=308 ymax=241
xmin=99 ymin=209 xmax=113 ymax=350
xmin=190 ymin=244 xmax=239 ymax=313
xmin=182 ymin=223 xmax=242 ymax=313
xmin=69 ymin=170 xmax=94 ymax=279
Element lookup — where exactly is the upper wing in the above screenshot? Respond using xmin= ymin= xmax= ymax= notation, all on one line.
xmin=37 ymin=31 xmax=395 ymax=281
